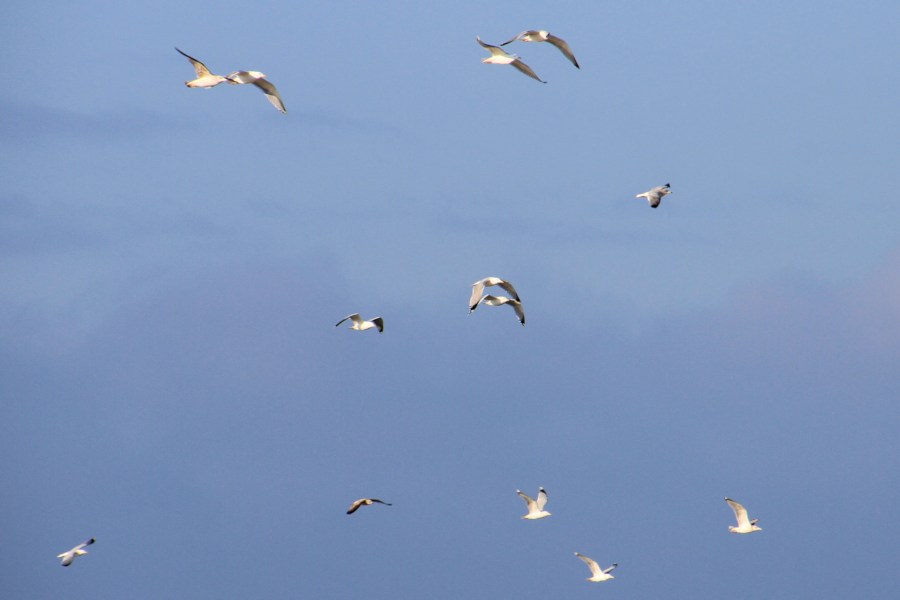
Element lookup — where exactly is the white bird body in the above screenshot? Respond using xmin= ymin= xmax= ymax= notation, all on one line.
xmin=335 ymin=313 xmax=384 ymax=333
xmin=347 ymin=498 xmax=392 ymax=514
xmin=725 ymin=497 xmax=762 ymax=533
xmin=472 ymin=295 xmax=525 ymax=325
xmin=226 ymin=70 xmax=287 ymax=114
xmin=477 ymin=37 xmax=546 ymax=83
xmin=469 ymin=277 xmax=520 ymax=312
xmin=58 ymin=538 xmax=95 ymax=567
xmin=176 ymin=48 xmax=230 ymax=88
xmin=517 ymin=488 xmax=550 ymax=519
xmin=636 ymin=183 xmax=672 ymax=208
xmin=501 ymin=30 xmax=580 ymax=69
xmin=575 ymin=553 xmax=617 ymax=581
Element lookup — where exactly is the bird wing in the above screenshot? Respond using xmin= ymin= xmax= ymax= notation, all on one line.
xmin=60 ymin=553 xmax=74 ymax=566
xmin=335 ymin=314 xmax=362 ymax=327
xmin=517 ymin=490 xmax=538 ymax=513
xmin=370 ymin=499 xmax=392 ymax=506
xmin=536 ymin=487 xmax=548 ymax=510
xmin=725 ymin=498 xmax=751 ymax=528
xmin=175 ymin=48 xmax=213 ymax=78
xmin=470 ymin=280 xmax=487 ymax=311
xmin=251 ymin=78 xmax=287 ymax=114
xmin=477 ymin=37 xmax=511 ymax=58
xmin=545 ymin=34 xmax=580 ymax=68
xmin=225 ymin=70 xmax=259 ymax=84
xmin=511 ymin=59 xmax=546 ymax=83
xmin=650 ymin=193 xmax=662 ymax=208
xmin=603 ymin=563 xmax=618 ymax=574
xmin=347 ymin=499 xmax=365 ymax=514
xmin=75 ymin=538 xmax=95 ymax=551
xmin=496 ymin=280 xmax=520 ymax=301
xmin=371 ymin=317 xmax=384 ymax=333
xmin=575 ymin=553 xmax=603 ymax=578
xmin=500 ymin=31 xmax=530 ymax=46
xmin=510 ymin=300 xmax=526 ymax=325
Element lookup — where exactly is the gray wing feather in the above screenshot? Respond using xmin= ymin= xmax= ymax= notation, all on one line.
xmin=175 ymin=48 xmax=213 ymax=78
xmin=251 ymin=79 xmax=287 ymax=114
xmin=511 ymin=59 xmax=546 ymax=83
xmin=496 ymin=280 xmax=520 ymax=301
xmin=545 ymin=34 xmax=580 ymax=68
xmin=371 ymin=317 xmax=384 ymax=333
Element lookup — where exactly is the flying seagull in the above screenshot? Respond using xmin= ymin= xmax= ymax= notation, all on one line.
xmin=517 ymin=487 xmax=550 ymax=519
xmin=636 ymin=183 xmax=672 ymax=208
xmin=501 ymin=31 xmax=580 ymax=69
xmin=477 ymin=37 xmax=546 ymax=83
xmin=574 ymin=553 xmax=617 ymax=581
xmin=226 ymin=71 xmax=287 ymax=114
xmin=471 ymin=295 xmax=525 ymax=325
xmin=335 ymin=314 xmax=384 ymax=333
xmin=175 ymin=48 xmax=231 ymax=88
xmin=468 ymin=277 xmax=520 ymax=312
xmin=58 ymin=538 xmax=95 ymax=567
xmin=725 ymin=497 xmax=762 ymax=533
xmin=347 ymin=498 xmax=392 ymax=514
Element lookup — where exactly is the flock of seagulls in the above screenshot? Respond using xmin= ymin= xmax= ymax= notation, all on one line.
xmin=54 ymin=27 xmax=761 ymax=589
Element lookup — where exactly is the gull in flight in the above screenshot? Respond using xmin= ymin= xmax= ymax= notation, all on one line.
xmin=226 ymin=71 xmax=287 ymax=114
xmin=477 ymin=37 xmax=546 ymax=83
xmin=335 ymin=314 xmax=384 ymax=333
xmin=468 ymin=277 xmax=520 ymax=313
xmin=517 ymin=487 xmax=550 ymax=519
xmin=347 ymin=498 xmax=392 ymax=514
xmin=725 ymin=497 xmax=762 ymax=533
xmin=176 ymin=48 xmax=231 ymax=88
xmin=472 ymin=295 xmax=525 ymax=325
xmin=574 ymin=553 xmax=617 ymax=582
xmin=58 ymin=538 xmax=95 ymax=567
xmin=636 ymin=183 xmax=672 ymax=208
xmin=501 ymin=31 xmax=580 ymax=69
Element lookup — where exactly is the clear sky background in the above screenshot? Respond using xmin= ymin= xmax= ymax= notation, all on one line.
xmin=1 ymin=0 xmax=899 ymax=598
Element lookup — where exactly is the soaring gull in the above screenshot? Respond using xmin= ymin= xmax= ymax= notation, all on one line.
xmin=471 ymin=295 xmax=525 ymax=325
xmin=347 ymin=498 xmax=392 ymax=514
xmin=725 ymin=497 xmax=762 ymax=533
xmin=517 ymin=487 xmax=550 ymax=519
xmin=501 ymin=31 xmax=580 ymax=68
xmin=468 ymin=277 xmax=520 ymax=312
xmin=226 ymin=70 xmax=287 ymax=114
xmin=175 ymin=48 xmax=231 ymax=88
xmin=636 ymin=183 xmax=672 ymax=208
xmin=58 ymin=538 xmax=95 ymax=567
xmin=574 ymin=553 xmax=617 ymax=581
xmin=477 ymin=37 xmax=546 ymax=83
xmin=335 ymin=314 xmax=384 ymax=333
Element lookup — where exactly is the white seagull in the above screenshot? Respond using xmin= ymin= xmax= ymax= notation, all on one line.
xmin=347 ymin=498 xmax=392 ymax=514
xmin=517 ymin=487 xmax=550 ymax=519
xmin=58 ymin=538 xmax=95 ymax=567
xmin=636 ymin=183 xmax=672 ymax=208
xmin=468 ymin=277 xmax=520 ymax=312
xmin=477 ymin=37 xmax=546 ymax=83
xmin=176 ymin=48 xmax=231 ymax=88
xmin=226 ymin=70 xmax=287 ymax=114
xmin=574 ymin=553 xmax=617 ymax=582
xmin=725 ymin=497 xmax=762 ymax=533
xmin=472 ymin=295 xmax=525 ymax=325
xmin=501 ymin=31 xmax=580 ymax=69
xmin=335 ymin=314 xmax=384 ymax=333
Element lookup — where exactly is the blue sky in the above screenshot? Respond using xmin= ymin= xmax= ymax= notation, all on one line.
xmin=1 ymin=1 xmax=899 ymax=599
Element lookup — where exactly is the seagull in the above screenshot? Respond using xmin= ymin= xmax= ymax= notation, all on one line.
xmin=574 ymin=553 xmax=617 ymax=582
xmin=725 ymin=497 xmax=762 ymax=533
xmin=226 ymin=71 xmax=287 ymax=114
xmin=472 ymin=295 xmax=525 ymax=325
xmin=468 ymin=277 xmax=520 ymax=312
xmin=517 ymin=487 xmax=550 ymax=519
xmin=501 ymin=31 xmax=580 ymax=69
xmin=175 ymin=48 xmax=231 ymax=88
xmin=347 ymin=498 xmax=392 ymax=514
xmin=58 ymin=538 xmax=95 ymax=567
xmin=636 ymin=183 xmax=672 ymax=208
xmin=335 ymin=314 xmax=384 ymax=333
xmin=477 ymin=37 xmax=546 ymax=83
